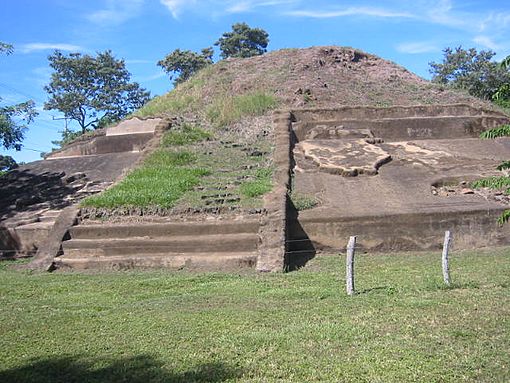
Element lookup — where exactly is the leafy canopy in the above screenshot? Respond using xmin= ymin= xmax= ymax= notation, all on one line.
xmin=0 ymin=42 xmax=38 ymax=150
xmin=493 ymin=55 xmax=510 ymax=108
xmin=44 ymin=50 xmax=150 ymax=133
xmin=215 ymin=22 xmax=269 ymax=59
xmin=0 ymin=154 xmax=18 ymax=173
xmin=429 ymin=47 xmax=510 ymax=100
xmin=157 ymin=48 xmax=213 ymax=85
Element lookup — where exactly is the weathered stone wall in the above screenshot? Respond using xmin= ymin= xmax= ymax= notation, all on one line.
xmin=294 ymin=208 xmax=510 ymax=252
xmin=292 ymin=103 xmax=507 ymax=122
xmin=106 ymin=117 xmax=161 ymax=136
xmin=256 ymin=111 xmax=292 ymax=272
xmin=46 ymin=117 xmax=164 ymax=159
xmin=292 ymin=104 xmax=510 ymax=142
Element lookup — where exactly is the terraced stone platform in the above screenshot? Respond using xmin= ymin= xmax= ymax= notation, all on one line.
xmin=56 ymin=220 xmax=260 ymax=271
xmin=0 ymin=117 xmax=163 ymax=259
xmin=289 ymin=105 xmax=510 ymax=254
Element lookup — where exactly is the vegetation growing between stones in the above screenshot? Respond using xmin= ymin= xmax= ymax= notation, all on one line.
xmin=1 ymin=249 xmax=509 ymax=382
xmin=476 ymin=124 xmax=510 ymax=223
xmin=81 ymin=150 xmax=209 ymax=208
xmin=291 ymin=192 xmax=318 ymax=211
xmin=479 ymin=124 xmax=510 ymax=139
xmin=239 ymin=167 xmax=272 ymax=198
xmin=471 ymin=176 xmax=510 ymax=191
xmin=161 ymin=123 xmax=211 ymax=146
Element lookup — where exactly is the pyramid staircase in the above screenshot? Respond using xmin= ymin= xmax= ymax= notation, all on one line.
xmin=55 ymin=220 xmax=260 ymax=271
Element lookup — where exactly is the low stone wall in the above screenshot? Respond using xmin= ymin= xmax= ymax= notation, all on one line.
xmin=256 ymin=111 xmax=292 ymax=272
xmin=47 ymin=133 xmax=154 ymax=159
xmin=294 ymin=208 xmax=510 ymax=252
xmin=46 ymin=117 xmax=164 ymax=159
xmin=293 ymin=115 xmax=510 ymax=142
xmin=291 ymin=103 xmax=506 ymax=122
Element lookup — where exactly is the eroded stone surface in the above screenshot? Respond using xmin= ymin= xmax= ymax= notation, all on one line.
xmin=296 ymin=139 xmax=392 ymax=176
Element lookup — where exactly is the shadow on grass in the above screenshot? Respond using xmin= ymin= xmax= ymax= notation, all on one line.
xmin=355 ymin=286 xmax=392 ymax=295
xmin=0 ymin=355 xmax=242 ymax=383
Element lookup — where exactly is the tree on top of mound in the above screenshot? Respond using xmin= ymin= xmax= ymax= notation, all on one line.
xmin=215 ymin=22 xmax=269 ymax=59
xmin=158 ymin=48 xmax=214 ymax=86
xmin=44 ymin=50 xmax=150 ymax=134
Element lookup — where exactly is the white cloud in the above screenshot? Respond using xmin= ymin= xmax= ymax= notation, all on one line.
xmin=226 ymin=0 xmax=297 ymax=14
xmin=87 ymin=0 xmax=144 ymax=25
xmin=160 ymin=0 xmax=196 ymax=19
xmin=286 ymin=6 xmax=413 ymax=19
xmin=19 ymin=43 xmax=84 ymax=54
xmin=473 ymin=35 xmax=501 ymax=51
xmin=396 ymin=42 xmax=439 ymax=54
xmin=138 ymin=72 xmax=166 ymax=82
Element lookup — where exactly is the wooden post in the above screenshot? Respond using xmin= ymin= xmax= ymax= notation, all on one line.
xmin=442 ymin=230 xmax=452 ymax=286
xmin=346 ymin=236 xmax=357 ymax=295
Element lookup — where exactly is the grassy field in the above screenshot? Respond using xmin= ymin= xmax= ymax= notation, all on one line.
xmin=0 ymin=248 xmax=509 ymax=382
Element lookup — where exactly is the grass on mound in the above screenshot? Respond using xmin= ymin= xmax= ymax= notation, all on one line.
xmin=133 ymin=63 xmax=278 ymax=127
xmin=161 ymin=123 xmax=211 ymax=147
xmin=239 ymin=167 xmax=272 ymax=198
xmin=82 ymin=150 xmax=209 ymax=209
xmin=1 ymin=249 xmax=509 ymax=382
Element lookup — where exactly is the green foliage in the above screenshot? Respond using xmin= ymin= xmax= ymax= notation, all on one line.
xmin=206 ymin=91 xmax=278 ymax=127
xmin=0 ymin=43 xmax=38 ymax=150
xmin=471 ymin=176 xmax=510 ymax=191
xmin=44 ymin=50 xmax=150 ymax=134
xmin=0 ymin=42 xmax=13 ymax=55
xmin=82 ymin=150 xmax=209 ymax=208
xmin=215 ymin=22 xmax=269 ymax=59
xmin=240 ymin=167 xmax=272 ymax=198
xmin=161 ymin=123 xmax=211 ymax=146
xmin=0 ymin=155 xmax=18 ymax=173
xmin=498 ymin=210 xmax=510 ymax=225
xmin=0 ymin=100 xmax=38 ymax=150
xmin=479 ymin=124 xmax=510 ymax=139
xmin=158 ymin=48 xmax=214 ymax=85
xmin=429 ymin=47 xmax=510 ymax=100
xmin=496 ymin=161 xmax=510 ymax=171
xmin=291 ymin=193 xmax=318 ymax=211
xmin=501 ymin=55 xmax=510 ymax=70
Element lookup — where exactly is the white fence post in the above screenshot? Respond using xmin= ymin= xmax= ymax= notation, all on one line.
xmin=346 ymin=236 xmax=357 ymax=295
xmin=442 ymin=231 xmax=452 ymax=286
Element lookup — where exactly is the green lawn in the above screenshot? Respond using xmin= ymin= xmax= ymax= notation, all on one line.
xmin=0 ymin=248 xmax=509 ymax=382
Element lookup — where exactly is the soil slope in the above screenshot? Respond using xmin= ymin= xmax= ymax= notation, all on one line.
xmin=139 ymin=46 xmax=489 ymax=118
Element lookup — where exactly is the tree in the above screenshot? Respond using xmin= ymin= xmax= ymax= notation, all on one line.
xmin=157 ymin=48 xmax=213 ymax=85
xmin=44 ymin=50 xmax=151 ymax=134
xmin=0 ymin=154 xmax=18 ymax=174
xmin=215 ymin=22 xmax=269 ymax=59
xmin=0 ymin=42 xmax=13 ymax=55
xmin=493 ymin=55 xmax=510 ymax=108
xmin=429 ymin=47 xmax=510 ymax=100
xmin=1 ymin=101 xmax=38 ymax=150
xmin=0 ymin=42 xmax=38 ymax=150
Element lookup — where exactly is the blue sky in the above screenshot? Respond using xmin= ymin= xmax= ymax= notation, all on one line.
xmin=2 ymin=0 xmax=510 ymax=163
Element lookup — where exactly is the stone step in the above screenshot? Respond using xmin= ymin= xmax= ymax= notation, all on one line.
xmin=294 ymin=115 xmax=509 ymax=142
xmin=39 ymin=210 xmax=61 ymax=222
xmin=13 ymin=221 xmax=55 ymax=254
xmin=62 ymin=233 xmax=259 ymax=257
xmin=55 ymin=252 xmax=257 ymax=271
xmin=69 ymin=220 xmax=260 ymax=239
xmin=292 ymin=105 xmax=507 ymax=122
